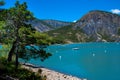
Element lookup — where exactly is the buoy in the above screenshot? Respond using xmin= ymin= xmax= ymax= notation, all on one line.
xmin=104 ymin=50 xmax=107 ymax=53
xmin=59 ymin=56 xmax=61 ymax=60
xmin=93 ymin=53 xmax=95 ymax=56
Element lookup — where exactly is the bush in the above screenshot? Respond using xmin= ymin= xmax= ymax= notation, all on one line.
xmin=0 ymin=57 xmax=46 ymax=80
xmin=38 ymin=69 xmax=42 ymax=74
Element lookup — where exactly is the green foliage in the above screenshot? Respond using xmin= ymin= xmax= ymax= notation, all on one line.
xmin=1 ymin=1 xmax=34 ymax=44
xmin=9 ymin=1 xmax=33 ymax=22
xmin=18 ymin=25 xmax=36 ymax=46
xmin=0 ymin=57 xmax=46 ymax=80
xmin=19 ymin=46 xmax=52 ymax=62
xmin=0 ymin=1 xmax=53 ymax=70
xmin=31 ymin=31 xmax=54 ymax=45
xmin=0 ymin=44 xmax=11 ymax=58
xmin=46 ymin=25 xmax=87 ymax=43
xmin=0 ymin=21 xmax=15 ymax=43
xmin=101 ymin=34 xmax=115 ymax=42
xmin=0 ymin=0 xmax=53 ymax=79
xmin=18 ymin=27 xmax=53 ymax=62
xmin=86 ymin=36 xmax=96 ymax=42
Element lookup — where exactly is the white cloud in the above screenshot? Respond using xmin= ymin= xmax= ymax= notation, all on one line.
xmin=111 ymin=9 xmax=120 ymax=14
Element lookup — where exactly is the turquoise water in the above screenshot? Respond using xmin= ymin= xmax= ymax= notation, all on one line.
xmin=20 ymin=43 xmax=120 ymax=80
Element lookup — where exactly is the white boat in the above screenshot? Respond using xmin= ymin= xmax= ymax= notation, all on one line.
xmin=72 ymin=48 xmax=79 ymax=50
xmin=59 ymin=56 xmax=61 ymax=60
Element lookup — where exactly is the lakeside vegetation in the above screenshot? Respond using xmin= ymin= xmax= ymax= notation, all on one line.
xmin=0 ymin=0 xmax=57 ymax=79
xmin=0 ymin=57 xmax=46 ymax=80
xmin=0 ymin=44 xmax=47 ymax=80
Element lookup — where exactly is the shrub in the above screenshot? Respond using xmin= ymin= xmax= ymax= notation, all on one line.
xmin=0 ymin=57 xmax=46 ymax=80
xmin=38 ymin=69 xmax=42 ymax=74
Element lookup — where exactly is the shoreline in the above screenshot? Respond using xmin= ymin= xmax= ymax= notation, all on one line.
xmin=21 ymin=63 xmax=87 ymax=80
xmin=52 ymin=42 xmax=116 ymax=46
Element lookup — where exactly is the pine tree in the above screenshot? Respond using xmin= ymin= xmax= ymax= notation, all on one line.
xmin=1 ymin=1 xmax=52 ymax=69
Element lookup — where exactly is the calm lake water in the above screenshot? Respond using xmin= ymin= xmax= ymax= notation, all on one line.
xmin=20 ymin=43 xmax=120 ymax=80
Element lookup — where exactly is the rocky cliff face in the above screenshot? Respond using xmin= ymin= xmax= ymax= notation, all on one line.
xmin=30 ymin=19 xmax=71 ymax=32
xmin=30 ymin=19 xmax=51 ymax=32
xmin=74 ymin=10 xmax=120 ymax=42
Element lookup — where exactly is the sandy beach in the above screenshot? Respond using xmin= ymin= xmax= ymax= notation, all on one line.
xmin=21 ymin=63 xmax=86 ymax=80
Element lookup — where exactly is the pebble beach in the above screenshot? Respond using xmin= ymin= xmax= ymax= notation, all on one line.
xmin=21 ymin=64 xmax=86 ymax=80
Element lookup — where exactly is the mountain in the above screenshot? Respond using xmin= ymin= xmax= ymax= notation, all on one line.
xmin=30 ymin=19 xmax=71 ymax=32
xmin=47 ymin=10 xmax=120 ymax=43
xmin=74 ymin=10 xmax=120 ymax=42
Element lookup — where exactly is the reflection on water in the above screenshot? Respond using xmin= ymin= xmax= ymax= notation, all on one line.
xmin=19 ymin=42 xmax=120 ymax=80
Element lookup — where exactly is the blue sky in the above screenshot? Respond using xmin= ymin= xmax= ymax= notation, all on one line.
xmin=2 ymin=0 xmax=120 ymax=22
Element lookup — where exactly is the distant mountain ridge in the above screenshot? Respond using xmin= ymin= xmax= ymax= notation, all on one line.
xmin=30 ymin=19 xmax=71 ymax=32
xmin=46 ymin=10 xmax=120 ymax=42
xmin=43 ymin=19 xmax=71 ymax=28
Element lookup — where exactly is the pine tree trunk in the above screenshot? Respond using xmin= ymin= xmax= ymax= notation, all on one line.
xmin=7 ymin=40 xmax=17 ymax=62
xmin=15 ymin=40 xmax=19 ymax=69
xmin=15 ymin=47 xmax=19 ymax=70
xmin=14 ymin=24 xmax=20 ymax=69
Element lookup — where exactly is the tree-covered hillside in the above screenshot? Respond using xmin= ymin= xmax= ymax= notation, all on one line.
xmin=46 ymin=25 xmax=88 ymax=43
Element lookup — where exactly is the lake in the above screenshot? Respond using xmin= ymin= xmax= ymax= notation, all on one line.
xmin=16 ymin=43 xmax=120 ymax=80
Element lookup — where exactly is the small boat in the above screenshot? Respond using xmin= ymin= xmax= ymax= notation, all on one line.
xmin=72 ymin=48 xmax=79 ymax=50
